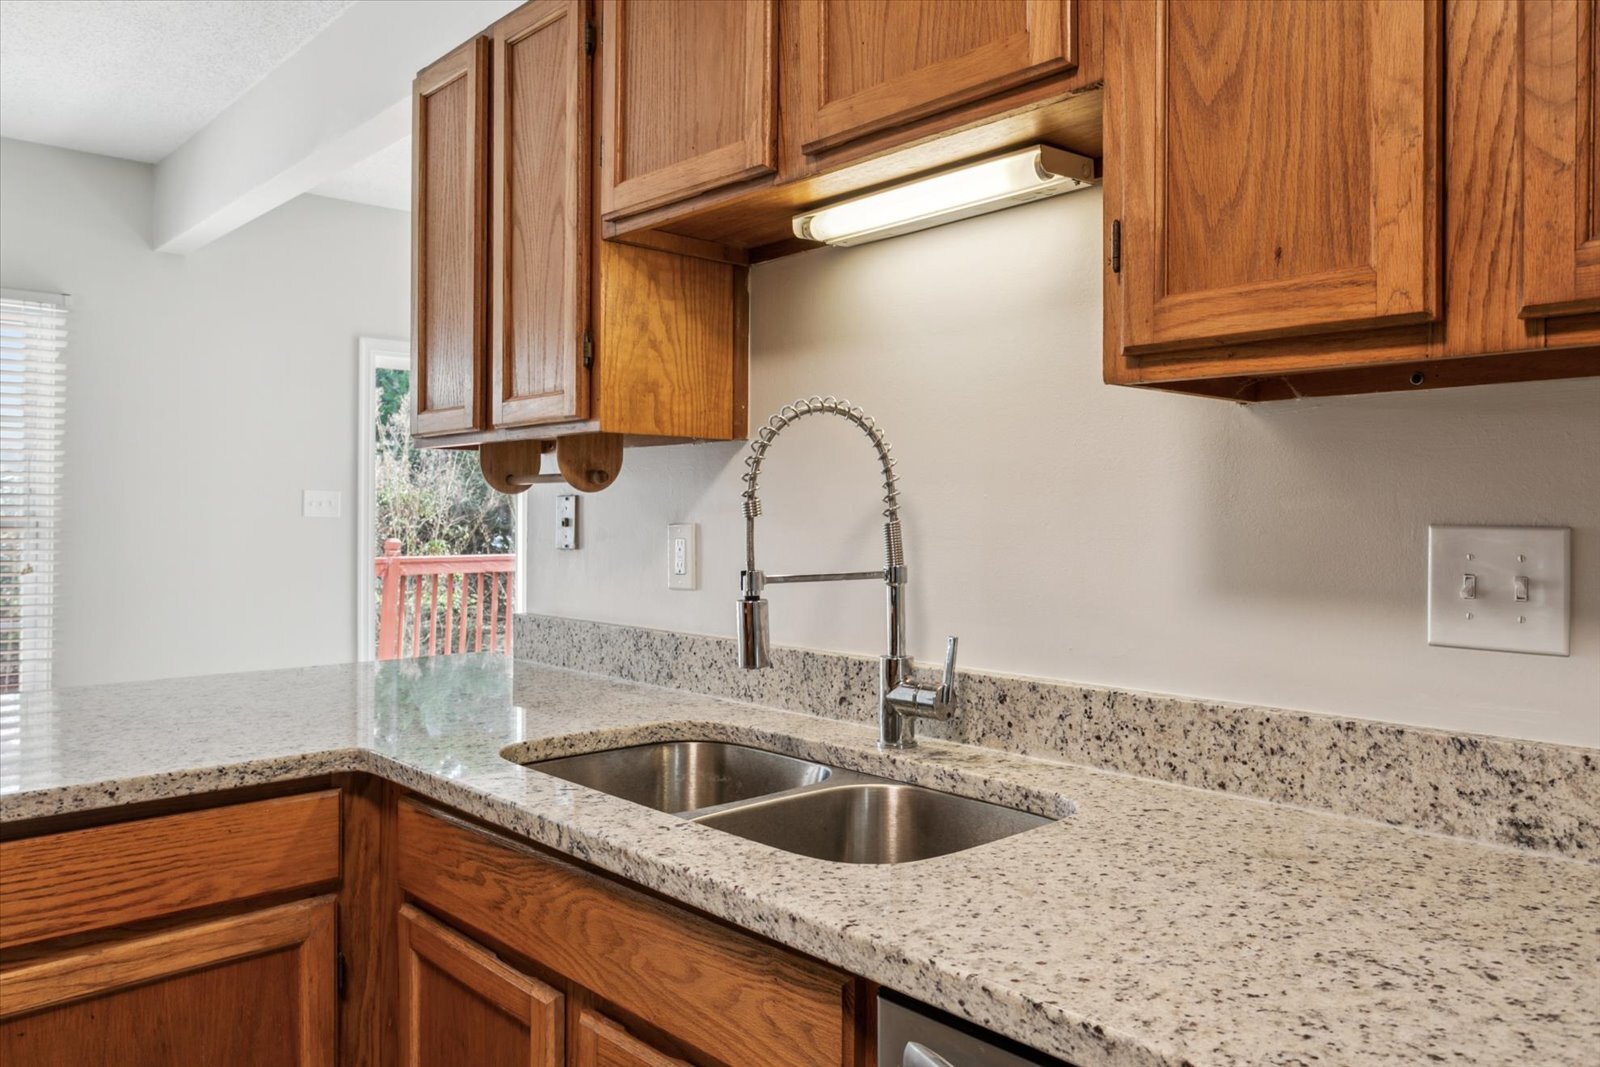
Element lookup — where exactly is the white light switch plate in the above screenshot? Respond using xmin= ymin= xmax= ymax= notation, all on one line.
xmin=303 ymin=490 xmax=341 ymax=519
xmin=1427 ymin=525 xmax=1570 ymax=655
xmin=668 ymin=523 xmax=697 ymax=590
xmin=556 ymin=495 xmax=578 ymax=551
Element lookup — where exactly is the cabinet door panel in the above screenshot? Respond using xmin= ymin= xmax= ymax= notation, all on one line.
xmin=0 ymin=897 xmax=336 ymax=1067
xmin=601 ymin=0 xmax=775 ymax=218
xmin=412 ymin=39 xmax=490 ymax=437
xmin=398 ymin=904 xmax=563 ymax=1067
xmin=1115 ymin=0 xmax=1440 ymax=353
xmin=493 ymin=0 xmax=591 ymax=428
xmin=793 ymin=0 xmax=1077 ymax=156
xmin=396 ymin=801 xmax=856 ymax=1067
xmin=1522 ymin=0 xmax=1600 ymax=316
xmin=574 ymin=1009 xmax=691 ymax=1067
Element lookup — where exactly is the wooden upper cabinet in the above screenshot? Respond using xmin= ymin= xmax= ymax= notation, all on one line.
xmin=1113 ymin=0 xmax=1441 ymax=354
xmin=600 ymin=0 xmax=776 ymax=219
xmin=412 ymin=38 xmax=490 ymax=437
xmin=0 ymin=898 xmax=337 ymax=1067
xmin=492 ymin=0 xmax=591 ymax=429
xmin=1521 ymin=0 xmax=1600 ymax=317
xmin=791 ymin=0 xmax=1079 ymax=157
xmin=574 ymin=1009 xmax=691 ymax=1067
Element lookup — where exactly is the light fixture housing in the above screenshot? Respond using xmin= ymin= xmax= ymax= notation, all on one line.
xmin=792 ymin=145 xmax=1095 ymax=247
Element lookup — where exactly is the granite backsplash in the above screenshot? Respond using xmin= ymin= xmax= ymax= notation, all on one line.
xmin=513 ymin=614 xmax=1598 ymax=859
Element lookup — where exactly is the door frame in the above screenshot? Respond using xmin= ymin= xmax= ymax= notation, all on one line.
xmin=357 ymin=338 xmax=413 ymax=662
xmin=356 ymin=338 xmax=528 ymax=662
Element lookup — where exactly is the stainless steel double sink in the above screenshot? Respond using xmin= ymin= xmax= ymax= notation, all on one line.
xmin=518 ymin=741 xmax=1056 ymax=865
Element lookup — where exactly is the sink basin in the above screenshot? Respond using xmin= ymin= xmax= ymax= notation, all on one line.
xmin=691 ymin=782 xmax=1054 ymax=864
xmin=519 ymin=739 xmax=1059 ymax=863
xmin=525 ymin=741 xmax=831 ymax=815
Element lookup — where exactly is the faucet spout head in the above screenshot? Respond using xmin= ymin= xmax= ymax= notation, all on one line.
xmin=736 ymin=597 xmax=770 ymax=669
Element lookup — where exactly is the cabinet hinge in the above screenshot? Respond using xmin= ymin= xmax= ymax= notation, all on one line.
xmin=585 ymin=20 xmax=596 ymax=56
xmin=1110 ymin=219 xmax=1121 ymax=274
xmin=336 ymin=950 xmax=347 ymax=1000
xmin=582 ymin=330 xmax=594 ymax=370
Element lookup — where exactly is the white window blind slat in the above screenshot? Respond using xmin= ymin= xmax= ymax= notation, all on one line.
xmin=0 ymin=293 xmax=66 ymax=696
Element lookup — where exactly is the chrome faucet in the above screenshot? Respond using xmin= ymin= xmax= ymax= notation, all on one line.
xmin=735 ymin=397 xmax=958 ymax=749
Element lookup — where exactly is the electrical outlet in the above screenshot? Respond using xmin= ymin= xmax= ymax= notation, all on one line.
xmin=302 ymin=490 xmax=341 ymax=519
xmin=1427 ymin=525 xmax=1570 ymax=655
xmin=668 ymin=523 xmax=697 ymax=590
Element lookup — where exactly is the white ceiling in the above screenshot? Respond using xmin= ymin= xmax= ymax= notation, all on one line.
xmin=312 ymin=135 xmax=411 ymax=211
xmin=0 ymin=0 xmax=353 ymax=163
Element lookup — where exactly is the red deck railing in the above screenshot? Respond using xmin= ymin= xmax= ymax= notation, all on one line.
xmin=374 ymin=539 xmax=516 ymax=661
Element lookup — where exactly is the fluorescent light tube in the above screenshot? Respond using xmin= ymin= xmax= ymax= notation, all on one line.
xmin=792 ymin=145 xmax=1095 ymax=247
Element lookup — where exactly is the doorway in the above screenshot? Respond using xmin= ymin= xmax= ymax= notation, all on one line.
xmin=356 ymin=338 xmax=524 ymax=661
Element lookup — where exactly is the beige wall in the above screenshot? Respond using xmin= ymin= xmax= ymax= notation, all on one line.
xmin=1 ymin=138 xmax=411 ymax=686
xmin=526 ymin=187 xmax=1600 ymax=748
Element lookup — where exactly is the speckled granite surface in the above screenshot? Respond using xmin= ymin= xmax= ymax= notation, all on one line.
xmin=2 ymin=655 xmax=1596 ymax=1067
xmin=514 ymin=614 xmax=1600 ymax=857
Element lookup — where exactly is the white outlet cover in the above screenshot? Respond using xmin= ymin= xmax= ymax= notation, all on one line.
xmin=668 ymin=523 xmax=697 ymax=590
xmin=1427 ymin=525 xmax=1570 ymax=656
xmin=302 ymin=489 xmax=341 ymax=519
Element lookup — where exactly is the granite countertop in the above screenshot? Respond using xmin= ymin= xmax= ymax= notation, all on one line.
xmin=2 ymin=655 xmax=1595 ymax=1067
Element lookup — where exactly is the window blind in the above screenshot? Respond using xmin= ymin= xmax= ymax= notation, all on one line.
xmin=1 ymin=290 xmax=67 ymax=696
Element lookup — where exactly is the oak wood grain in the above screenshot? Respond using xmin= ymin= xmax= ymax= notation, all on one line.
xmin=1521 ymin=0 xmax=1600 ymax=316
xmin=1103 ymin=0 xmax=1599 ymax=396
xmin=1437 ymin=0 xmax=1545 ymax=355
xmin=0 ymin=790 xmax=339 ymax=951
xmin=601 ymin=0 xmax=776 ymax=219
xmin=595 ymin=242 xmax=741 ymax=439
xmin=338 ymin=775 xmax=400 ymax=1067
xmin=398 ymin=904 xmax=563 ymax=1067
xmin=0 ymin=897 xmax=337 ymax=1066
xmin=793 ymin=0 xmax=1077 ymax=156
xmin=395 ymin=800 xmax=857 ymax=1067
xmin=412 ymin=38 xmax=491 ymax=437
xmin=493 ymin=0 xmax=592 ymax=428
xmin=574 ymin=1009 xmax=690 ymax=1067
xmin=480 ymin=439 xmax=553 ymax=494
xmin=1116 ymin=0 xmax=1440 ymax=354
xmin=555 ymin=432 xmax=624 ymax=492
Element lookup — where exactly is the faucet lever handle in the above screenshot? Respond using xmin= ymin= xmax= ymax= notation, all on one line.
xmin=939 ymin=635 xmax=959 ymax=703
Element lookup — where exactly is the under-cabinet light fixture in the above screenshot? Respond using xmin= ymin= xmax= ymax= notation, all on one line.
xmin=792 ymin=145 xmax=1096 ymax=247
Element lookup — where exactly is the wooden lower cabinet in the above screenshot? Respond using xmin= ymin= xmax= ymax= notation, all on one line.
xmin=398 ymin=903 xmax=564 ymax=1067
xmin=395 ymin=798 xmax=865 ymax=1067
xmin=574 ymin=1008 xmax=691 ymax=1067
xmin=0 ymin=782 xmax=871 ymax=1067
xmin=0 ymin=897 xmax=337 ymax=1067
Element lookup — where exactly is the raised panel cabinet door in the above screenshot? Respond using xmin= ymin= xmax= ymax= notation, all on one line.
xmin=573 ymin=1009 xmax=691 ymax=1067
xmin=493 ymin=0 xmax=592 ymax=428
xmin=1522 ymin=0 xmax=1600 ymax=317
xmin=397 ymin=904 xmax=563 ymax=1067
xmin=792 ymin=0 xmax=1077 ymax=156
xmin=412 ymin=38 xmax=491 ymax=437
xmin=601 ymin=0 xmax=776 ymax=218
xmin=0 ymin=897 xmax=337 ymax=1067
xmin=1114 ymin=0 xmax=1441 ymax=354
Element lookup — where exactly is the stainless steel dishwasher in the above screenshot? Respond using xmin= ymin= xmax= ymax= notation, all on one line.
xmin=878 ymin=992 xmax=1074 ymax=1067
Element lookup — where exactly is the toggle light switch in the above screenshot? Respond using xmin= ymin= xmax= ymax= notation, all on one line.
xmin=1428 ymin=526 xmax=1570 ymax=655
